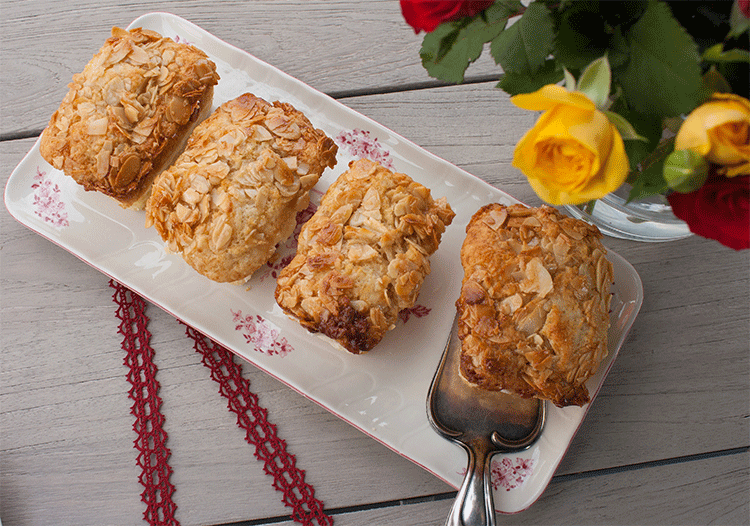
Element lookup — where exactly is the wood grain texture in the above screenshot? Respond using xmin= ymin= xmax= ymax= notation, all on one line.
xmin=2 ymin=2 xmax=749 ymax=525
xmin=326 ymin=452 xmax=750 ymax=526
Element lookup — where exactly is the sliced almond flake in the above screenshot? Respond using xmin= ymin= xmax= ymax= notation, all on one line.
xmin=596 ymin=255 xmax=610 ymax=293
xmin=276 ymin=180 xmax=301 ymax=198
xmin=103 ymin=76 xmax=125 ymax=107
xmin=198 ymin=195 xmax=210 ymax=221
xmin=210 ymin=222 xmax=233 ymax=252
xmin=561 ymin=224 xmax=584 ymax=240
xmin=161 ymin=48 xmax=176 ymax=65
xmin=250 ymin=124 xmax=273 ymax=141
xmin=182 ymin=187 xmax=202 ymax=205
xmin=140 ymin=29 xmax=162 ymax=39
xmin=95 ymin=140 xmax=113 ymax=178
xmin=499 ymin=293 xmax=523 ymax=314
xmin=518 ymin=305 xmax=546 ymax=335
xmin=158 ymin=65 xmax=173 ymax=86
xmin=281 ymin=156 xmax=298 ymax=170
xmin=106 ymin=39 xmax=131 ymax=66
xmin=174 ymin=203 xmax=192 ymax=222
xmin=362 ymin=186 xmax=382 ymax=212
xmin=347 ymin=244 xmax=379 ymax=262
xmin=298 ymin=173 xmax=317 ymax=190
xmin=77 ymin=101 xmax=96 ymax=116
xmin=133 ymin=115 xmax=157 ymax=138
xmin=520 ymin=257 xmax=553 ymax=298
xmin=128 ymin=44 xmax=150 ymax=65
xmin=113 ymin=154 xmax=141 ymax=187
xmin=123 ymin=104 xmax=140 ymax=124
xmin=189 ymin=174 xmax=210 ymax=194
xmin=87 ymin=116 xmax=108 ymax=135
xmin=130 ymin=132 xmax=148 ymax=145
xmin=55 ymin=115 xmax=70 ymax=133
xmin=485 ymin=207 xmax=508 ymax=230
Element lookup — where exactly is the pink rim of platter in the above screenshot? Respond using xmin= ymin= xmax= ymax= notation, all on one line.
xmin=4 ymin=13 xmax=643 ymax=514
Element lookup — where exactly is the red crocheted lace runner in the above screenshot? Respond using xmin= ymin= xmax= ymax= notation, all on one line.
xmin=110 ymin=280 xmax=178 ymax=526
xmin=183 ymin=324 xmax=333 ymax=526
xmin=110 ymin=279 xmax=332 ymax=526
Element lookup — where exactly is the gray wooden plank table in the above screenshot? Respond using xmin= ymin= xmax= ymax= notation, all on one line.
xmin=2 ymin=2 xmax=748 ymax=525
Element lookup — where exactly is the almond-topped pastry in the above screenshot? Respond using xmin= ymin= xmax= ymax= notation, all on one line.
xmin=39 ymin=27 xmax=220 ymax=210
xmin=275 ymin=158 xmax=455 ymax=354
xmin=456 ymin=204 xmax=613 ymax=407
xmin=145 ymin=93 xmax=338 ymax=283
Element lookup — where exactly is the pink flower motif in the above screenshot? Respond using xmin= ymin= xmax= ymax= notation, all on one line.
xmin=336 ymin=128 xmax=394 ymax=169
xmin=263 ymin=253 xmax=295 ymax=281
xmin=398 ymin=304 xmax=431 ymax=323
xmin=293 ymin=199 xmax=318 ymax=234
xmin=232 ymin=310 xmax=293 ymax=356
xmin=31 ymin=167 xmax=69 ymax=228
xmin=459 ymin=456 xmax=535 ymax=492
xmin=172 ymin=35 xmax=192 ymax=45
xmin=491 ymin=457 xmax=535 ymax=491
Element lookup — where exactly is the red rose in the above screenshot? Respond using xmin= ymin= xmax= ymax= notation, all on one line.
xmin=739 ymin=0 xmax=750 ymax=18
xmin=400 ymin=0 xmax=496 ymax=33
xmin=667 ymin=173 xmax=750 ymax=250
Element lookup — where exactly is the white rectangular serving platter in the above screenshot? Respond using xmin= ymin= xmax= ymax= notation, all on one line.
xmin=4 ymin=12 xmax=643 ymax=513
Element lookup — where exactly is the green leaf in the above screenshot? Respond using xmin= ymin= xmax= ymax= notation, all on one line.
xmin=628 ymin=167 xmax=669 ymax=201
xmin=490 ymin=0 xmax=524 ymax=20
xmin=420 ymin=4 xmax=514 ymax=84
xmin=701 ymin=67 xmax=733 ymax=95
xmin=663 ymin=150 xmax=709 ymax=193
xmin=627 ymin=137 xmax=674 ymax=202
xmin=496 ymin=59 xmax=564 ymax=95
xmin=490 ymin=1 xmax=554 ymax=75
xmin=609 ymin=102 xmax=663 ymax=147
xmin=553 ymin=3 xmax=612 ymax=71
xmin=703 ymin=43 xmax=750 ymax=64
xmin=623 ymin=138 xmax=651 ymax=172
xmin=606 ymin=27 xmax=632 ymax=70
xmin=577 ymin=55 xmax=612 ymax=109
xmin=420 ymin=23 xmax=463 ymax=83
xmin=616 ymin=0 xmax=703 ymax=118
xmin=605 ymin=111 xmax=648 ymax=142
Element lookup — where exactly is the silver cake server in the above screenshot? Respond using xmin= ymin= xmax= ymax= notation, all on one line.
xmin=427 ymin=317 xmax=546 ymax=526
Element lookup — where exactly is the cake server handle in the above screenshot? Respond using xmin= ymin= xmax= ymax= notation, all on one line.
xmin=445 ymin=437 xmax=496 ymax=526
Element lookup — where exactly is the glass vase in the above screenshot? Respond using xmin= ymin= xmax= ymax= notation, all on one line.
xmin=562 ymin=184 xmax=692 ymax=242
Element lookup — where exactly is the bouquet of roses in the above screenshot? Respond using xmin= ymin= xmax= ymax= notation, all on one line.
xmin=400 ymin=0 xmax=749 ymax=249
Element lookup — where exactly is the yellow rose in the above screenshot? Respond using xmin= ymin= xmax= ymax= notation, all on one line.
xmin=675 ymin=93 xmax=750 ymax=177
xmin=511 ymin=85 xmax=629 ymax=205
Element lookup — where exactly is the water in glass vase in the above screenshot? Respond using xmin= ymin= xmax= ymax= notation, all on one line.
xmin=562 ymin=184 xmax=691 ymax=242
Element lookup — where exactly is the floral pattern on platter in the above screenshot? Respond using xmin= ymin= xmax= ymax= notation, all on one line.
xmin=398 ymin=305 xmax=431 ymax=324
xmin=492 ymin=457 xmax=535 ymax=492
xmin=172 ymin=34 xmax=192 ymax=46
xmin=458 ymin=457 xmax=535 ymax=492
xmin=31 ymin=167 xmax=69 ymax=228
xmin=232 ymin=310 xmax=293 ymax=357
xmin=336 ymin=128 xmax=394 ymax=170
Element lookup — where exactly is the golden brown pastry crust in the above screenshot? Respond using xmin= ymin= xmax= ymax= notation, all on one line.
xmin=456 ymin=204 xmax=612 ymax=407
xmin=145 ymin=93 xmax=338 ymax=283
xmin=275 ymin=158 xmax=455 ymax=354
xmin=39 ymin=27 xmax=220 ymax=209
